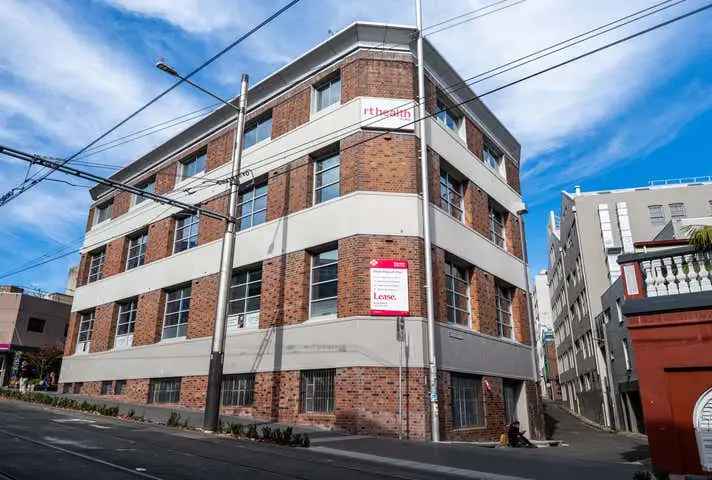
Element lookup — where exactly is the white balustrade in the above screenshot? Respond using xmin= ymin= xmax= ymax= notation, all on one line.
xmin=638 ymin=251 xmax=712 ymax=297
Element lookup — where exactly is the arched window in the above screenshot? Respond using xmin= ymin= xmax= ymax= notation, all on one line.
xmin=693 ymin=387 xmax=712 ymax=472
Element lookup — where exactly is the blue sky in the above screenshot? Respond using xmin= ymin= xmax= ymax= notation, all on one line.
xmin=0 ymin=0 xmax=711 ymax=293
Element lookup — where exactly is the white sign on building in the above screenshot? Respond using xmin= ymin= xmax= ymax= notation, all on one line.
xmin=360 ymin=98 xmax=416 ymax=131
xmin=370 ymin=259 xmax=409 ymax=316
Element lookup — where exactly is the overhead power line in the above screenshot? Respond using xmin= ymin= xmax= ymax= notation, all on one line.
xmin=424 ymin=0 xmax=527 ymax=37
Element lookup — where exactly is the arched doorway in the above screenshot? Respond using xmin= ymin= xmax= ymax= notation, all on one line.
xmin=693 ymin=386 xmax=712 ymax=472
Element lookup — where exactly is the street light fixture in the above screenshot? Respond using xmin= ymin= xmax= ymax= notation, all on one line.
xmin=155 ymin=59 xmax=241 ymax=113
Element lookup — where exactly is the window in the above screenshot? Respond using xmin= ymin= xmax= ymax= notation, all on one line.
xmin=95 ymin=202 xmax=112 ymax=224
xmin=310 ymin=249 xmax=338 ymax=318
xmin=445 ymin=260 xmax=470 ymax=326
xmin=669 ymin=202 xmax=686 ymax=220
xmin=62 ymin=383 xmax=71 ymax=394
xmin=314 ymin=152 xmax=340 ymax=204
xmin=148 ymin=378 xmax=181 ymax=404
xmin=439 ymin=168 xmax=464 ymax=221
xmin=115 ymin=299 xmax=137 ymax=349
xmin=648 ymin=205 xmax=665 ymax=225
xmin=483 ymin=142 xmax=503 ymax=173
xmin=180 ymin=150 xmax=206 ymax=180
xmin=87 ymin=249 xmax=106 ymax=283
xmin=162 ymin=286 xmax=191 ymax=340
xmin=435 ymin=97 xmax=461 ymax=132
xmin=72 ymin=382 xmax=83 ymax=394
xmin=228 ymin=267 xmax=261 ymax=330
xmin=126 ymin=232 xmax=148 ymax=270
xmin=173 ymin=213 xmax=199 ymax=253
xmin=134 ymin=179 xmax=155 ymax=205
xmin=451 ymin=374 xmax=484 ymax=428
xmin=300 ymin=369 xmax=335 ymax=413
xmin=243 ymin=114 xmax=272 ymax=149
xmin=236 ymin=182 xmax=267 ymax=230
xmin=314 ymin=75 xmax=341 ymax=112
xmin=27 ymin=318 xmax=46 ymax=333
xmin=489 ymin=206 xmax=506 ymax=248
xmin=503 ymin=381 xmax=519 ymax=425
xmin=100 ymin=381 xmax=113 ymax=395
xmin=221 ymin=374 xmax=255 ymax=406
xmin=114 ymin=380 xmax=126 ymax=395
xmin=496 ymin=284 xmax=514 ymax=339
xmin=76 ymin=311 xmax=95 ymax=354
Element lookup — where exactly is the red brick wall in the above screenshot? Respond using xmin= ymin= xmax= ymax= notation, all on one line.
xmin=259 ymin=251 xmax=310 ymax=328
xmin=512 ymin=288 xmax=531 ymax=345
xmin=505 ymin=159 xmax=521 ymax=194
xmin=272 ymin=88 xmax=311 ymax=139
xmin=187 ymin=274 xmax=219 ymax=339
xmin=465 ymin=118 xmax=484 ymax=160
xmin=133 ymin=290 xmax=166 ymax=346
xmin=341 ymin=55 xmax=415 ymax=103
xmin=505 ymin=213 xmax=523 ymax=259
xmin=155 ymin=163 xmax=177 ymax=195
xmin=265 ymin=156 xmax=312 ymax=221
xmin=112 ymin=192 xmax=132 ymax=218
xmin=64 ymin=312 xmax=80 ymax=356
xmin=85 ymin=208 xmax=95 ymax=233
xmin=471 ymin=268 xmax=498 ymax=336
xmin=103 ymin=237 xmax=127 ymax=277
xmin=206 ymin=129 xmax=235 ymax=172
xmin=90 ymin=303 xmax=117 ymax=353
xmin=124 ymin=378 xmax=150 ymax=404
xmin=76 ymin=253 xmax=90 ymax=288
xmin=431 ymin=247 xmax=448 ymax=323
xmin=465 ymin=182 xmax=490 ymax=238
xmin=198 ymin=196 xmax=227 ymax=245
xmin=145 ymin=217 xmax=175 ymax=263
xmin=179 ymin=376 xmax=208 ymax=409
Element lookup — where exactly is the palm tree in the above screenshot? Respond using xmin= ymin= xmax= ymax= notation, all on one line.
xmin=687 ymin=225 xmax=712 ymax=251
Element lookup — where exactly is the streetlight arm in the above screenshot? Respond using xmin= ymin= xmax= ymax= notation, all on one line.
xmin=155 ymin=60 xmax=241 ymax=113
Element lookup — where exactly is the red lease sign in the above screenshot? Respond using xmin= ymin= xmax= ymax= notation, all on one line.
xmin=0 ymin=343 xmax=10 ymax=351
xmin=370 ymin=259 xmax=409 ymax=316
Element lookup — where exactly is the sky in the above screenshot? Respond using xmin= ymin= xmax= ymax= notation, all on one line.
xmin=0 ymin=0 xmax=711 ymax=293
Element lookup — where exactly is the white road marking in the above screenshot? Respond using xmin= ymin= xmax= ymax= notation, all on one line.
xmin=89 ymin=424 xmax=112 ymax=430
xmin=52 ymin=418 xmax=95 ymax=424
xmin=42 ymin=436 xmax=100 ymax=450
xmin=310 ymin=435 xmax=373 ymax=443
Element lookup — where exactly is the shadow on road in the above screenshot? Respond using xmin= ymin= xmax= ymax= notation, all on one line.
xmin=544 ymin=410 xmax=559 ymax=439
xmin=620 ymin=443 xmax=650 ymax=462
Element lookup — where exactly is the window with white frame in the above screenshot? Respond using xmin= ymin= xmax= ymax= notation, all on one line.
xmin=444 ymin=260 xmax=470 ymax=326
xmin=94 ymin=201 xmax=113 ymax=224
xmin=126 ymin=231 xmax=148 ymax=270
xmin=236 ymin=182 xmax=267 ymax=231
xmin=300 ymin=369 xmax=335 ymax=413
xmin=483 ymin=141 xmax=503 ymax=174
xmin=495 ymin=284 xmax=514 ymax=339
xmin=148 ymin=377 xmax=181 ymax=404
xmin=134 ymin=178 xmax=155 ymax=205
xmin=76 ymin=311 xmax=95 ymax=354
xmin=115 ymin=298 xmax=137 ymax=349
xmin=100 ymin=381 xmax=113 ymax=395
xmin=180 ymin=150 xmax=206 ymax=180
xmin=439 ymin=168 xmax=464 ymax=221
xmin=489 ymin=204 xmax=506 ymax=248
xmin=310 ymin=248 xmax=338 ymax=318
xmin=87 ymin=249 xmax=106 ymax=283
xmin=243 ymin=114 xmax=272 ymax=149
xmin=173 ymin=213 xmax=199 ymax=253
xmin=314 ymin=152 xmax=340 ymax=204
xmin=451 ymin=374 xmax=485 ymax=428
xmin=162 ymin=286 xmax=191 ymax=340
xmin=221 ymin=374 xmax=255 ymax=406
xmin=114 ymin=380 xmax=126 ymax=395
xmin=314 ymin=75 xmax=341 ymax=112
xmin=228 ymin=266 xmax=261 ymax=331
xmin=669 ymin=202 xmax=686 ymax=220
xmin=648 ymin=205 xmax=665 ymax=225
xmin=435 ymin=97 xmax=462 ymax=133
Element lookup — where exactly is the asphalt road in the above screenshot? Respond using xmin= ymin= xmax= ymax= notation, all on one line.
xmin=0 ymin=399 xmax=647 ymax=480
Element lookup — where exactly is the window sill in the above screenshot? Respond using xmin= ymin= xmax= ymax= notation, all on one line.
xmin=451 ymin=425 xmax=488 ymax=432
xmin=159 ymin=336 xmax=187 ymax=344
xmin=174 ymin=171 xmax=207 ymax=192
xmin=243 ymin=137 xmax=270 ymax=154
xmin=310 ymin=102 xmax=340 ymax=121
xmin=306 ymin=314 xmax=338 ymax=323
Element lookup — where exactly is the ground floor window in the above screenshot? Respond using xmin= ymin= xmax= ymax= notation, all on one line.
xmin=148 ymin=377 xmax=181 ymax=404
xmin=503 ymin=381 xmax=519 ymax=425
xmin=221 ymin=374 xmax=255 ymax=406
xmin=100 ymin=380 xmax=113 ymax=395
xmin=72 ymin=382 xmax=83 ymax=394
xmin=62 ymin=383 xmax=71 ymax=394
xmin=114 ymin=380 xmax=126 ymax=395
xmin=451 ymin=374 xmax=485 ymax=428
xmin=300 ymin=369 xmax=335 ymax=413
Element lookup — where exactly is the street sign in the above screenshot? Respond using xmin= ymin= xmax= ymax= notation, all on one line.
xmin=369 ymin=259 xmax=409 ymax=316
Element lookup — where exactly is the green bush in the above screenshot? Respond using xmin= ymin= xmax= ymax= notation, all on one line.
xmin=0 ymin=388 xmax=120 ymax=418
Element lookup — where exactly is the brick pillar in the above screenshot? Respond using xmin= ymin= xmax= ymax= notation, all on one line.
xmin=466 ymin=184 xmax=490 ymax=238
xmin=125 ymin=379 xmax=150 ymax=404
xmin=187 ymin=274 xmax=218 ymax=339
xmin=103 ymin=237 xmax=127 ymax=277
xmin=145 ymin=217 xmax=175 ymax=263
xmin=505 ymin=213 xmax=523 ymax=259
xmin=90 ymin=303 xmax=118 ymax=353
xmin=266 ymin=156 xmax=312 ymax=220
xmin=254 ymin=371 xmax=300 ymax=422
xmin=260 ymin=251 xmax=309 ymax=328
xmin=272 ymin=88 xmax=310 ymax=139
xmin=64 ymin=312 xmax=80 ymax=356
xmin=85 ymin=208 xmax=95 ymax=233
xmin=179 ymin=376 xmax=208 ymax=409
xmin=198 ymin=196 xmax=227 ymax=246
xmin=512 ymin=288 xmax=531 ymax=345
xmin=206 ymin=129 xmax=235 ymax=172
xmin=505 ymin=159 xmax=521 ymax=194
xmin=465 ymin=118 xmax=484 ymax=160
xmin=471 ymin=268 xmax=497 ymax=336
xmin=526 ymin=380 xmax=545 ymax=439
xmin=76 ymin=253 xmax=90 ymax=288
xmin=427 ymin=148 xmax=440 ymax=205
xmin=431 ymin=246 xmax=448 ymax=323
xmin=155 ymin=163 xmax=177 ymax=195
xmin=134 ymin=290 xmax=166 ymax=346
xmin=112 ymin=192 xmax=132 ymax=218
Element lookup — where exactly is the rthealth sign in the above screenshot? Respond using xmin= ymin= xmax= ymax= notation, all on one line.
xmin=370 ymin=259 xmax=409 ymax=316
xmin=360 ymin=98 xmax=415 ymax=131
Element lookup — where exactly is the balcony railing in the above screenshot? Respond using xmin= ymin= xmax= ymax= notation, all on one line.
xmin=639 ymin=251 xmax=712 ymax=297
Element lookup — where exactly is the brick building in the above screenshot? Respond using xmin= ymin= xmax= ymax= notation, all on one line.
xmin=59 ymin=22 xmax=541 ymax=441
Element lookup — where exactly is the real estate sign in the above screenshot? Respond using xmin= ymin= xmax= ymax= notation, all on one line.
xmin=370 ymin=259 xmax=409 ymax=316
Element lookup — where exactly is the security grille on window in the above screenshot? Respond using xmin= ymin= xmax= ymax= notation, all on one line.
xmin=315 ymin=75 xmax=341 ymax=111
xmin=115 ymin=299 xmax=137 ymax=349
xmin=228 ymin=267 xmax=261 ymax=330
xmin=669 ymin=202 xmax=687 ymax=220
xmin=148 ymin=378 xmax=181 ymax=404
xmin=451 ymin=374 xmax=484 ymax=428
xmin=310 ymin=248 xmax=338 ymax=318
xmin=173 ymin=214 xmax=199 ymax=253
xmin=435 ymin=98 xmax=461 ymax=132
xmin=221 ymin=374 xmax=255 ymax=406
xmin=300 ymin=369 xmax=335 ymax=413
xmin=114 ymin=380 xmax=126 ymax=395
xmin=100 ymin=381 xmax=113 ymax=395
xmin=135 ymin=179 xmax=155 ymax=205
xmin=496 ymin=284 xmax=514 ymax=339
xmin=87 ymin=249 xmax=106 ymax=283
xmin=648 ymin=205 xmax=665 ymax=225
xmin=95 ymin=202 xmax=112 ymax=224
xmin=237 ymin=182 xmax=268 ymax=230
xmin=439 ymin=169 xmax=463 ymax=221
xmin=181 ymin=151 xmax=207 ymax=179
xmin=445 ymin=260 xmax=470 ymax=326
xmin=76 ymin=311 xmax=95 ymax=354
xmin=243 ymin=114 xmax=272 ymax=149
xmin=483 ymin=142 xmax=502 ymax=173
xmin=162 ymin=286 xmax=190 ymax=340
xmin=314 ymin=153 xmax=340 ymax=204
xmin=27 ymin=318 xmax=46 ymax=333
xmin=73 ymin=382 xmax=83 ymax=394
xmin=126 ymin=232 xmax=148 ymax=270
xmin=489 ymin=207 xmax=506 ymax=248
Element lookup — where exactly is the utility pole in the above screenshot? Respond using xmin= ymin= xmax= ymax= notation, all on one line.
xmin=203 ymin=74 xmax=249 ymax=432
xmin=415 ymin=0 xmax=440 ymax=442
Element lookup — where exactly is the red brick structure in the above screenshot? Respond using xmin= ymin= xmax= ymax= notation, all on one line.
xmin=59 ymin=23 xmax=539 ymax=442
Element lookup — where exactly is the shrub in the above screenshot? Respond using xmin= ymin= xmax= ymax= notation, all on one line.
xmin=246 ymin=424 xmax=258 ymax=439
xmin=167 ymin=412 xmax=182 ymax=428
